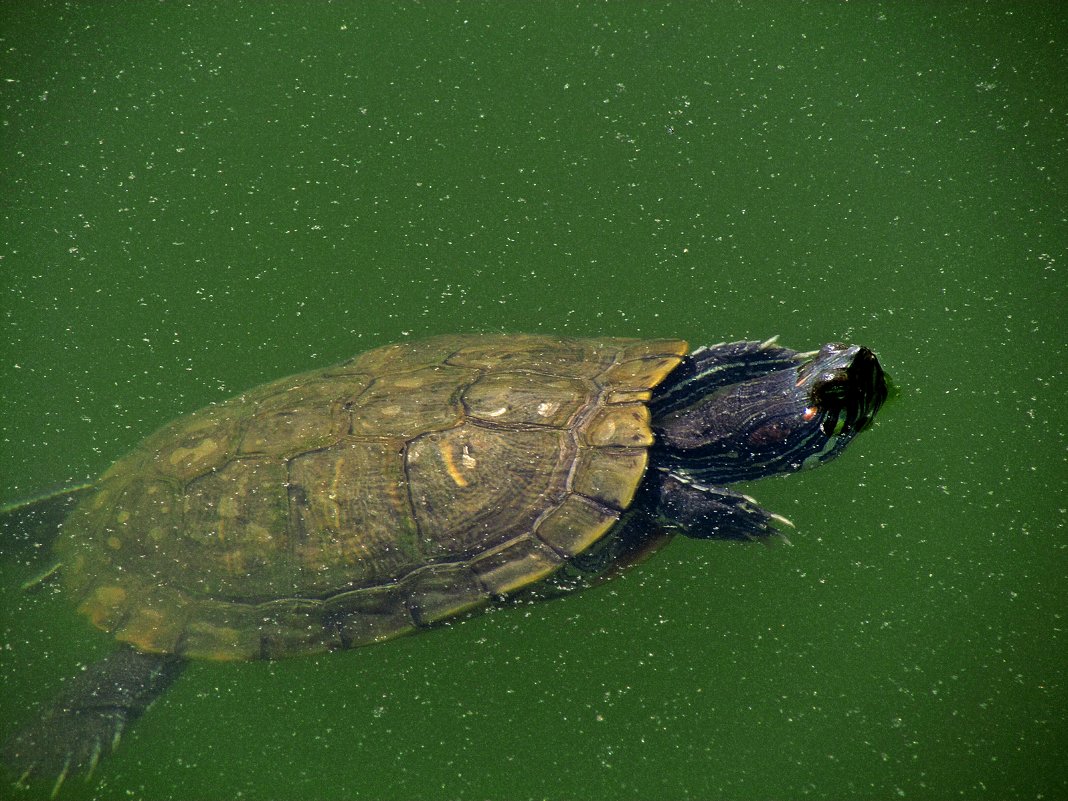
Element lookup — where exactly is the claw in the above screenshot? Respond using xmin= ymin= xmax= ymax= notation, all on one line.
xmin=49 ymin=755 xmax=71 ymax=800
xmin=768 ymin=513 xmax=795 ymax=546
xmin=111 ymin=719 xmax=125 ymax=751
xmin=86 ymin=738 xmax=102 ymax=780
xmin=17 ymin=764 xmax=34 ymax=787
xmin=20 ymin=562 xmax=62 ymax=591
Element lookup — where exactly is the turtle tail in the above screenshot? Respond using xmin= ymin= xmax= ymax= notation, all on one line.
xmin=3 ymin=646 xmax=184 ymax=798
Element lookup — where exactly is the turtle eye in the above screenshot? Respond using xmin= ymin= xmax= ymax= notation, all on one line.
xmin=814 ymin=370 xmax=849 ymax=398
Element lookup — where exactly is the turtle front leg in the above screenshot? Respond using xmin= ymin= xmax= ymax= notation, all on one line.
xmin=3 ymin=647 xmax=184 ymax=797
xmin=653 ymin=469 xmax=793 ymax=541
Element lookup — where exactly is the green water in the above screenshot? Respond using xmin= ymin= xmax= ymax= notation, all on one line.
xmin=1 ymin=3 xmax=1064 ymax=799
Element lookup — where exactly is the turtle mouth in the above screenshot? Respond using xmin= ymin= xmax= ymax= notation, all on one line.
xmin=804 ymin=345 xmax=888 ymax=437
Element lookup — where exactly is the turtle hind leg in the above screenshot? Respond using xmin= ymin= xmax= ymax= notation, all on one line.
xmin=0 ymin=484 xmax=93 ymax=560
xmin=2 ymin=646 xmax=184 ymax=796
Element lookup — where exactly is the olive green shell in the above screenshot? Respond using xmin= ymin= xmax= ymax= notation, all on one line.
xmin=58 ymin=335 xmax=688 ymax=661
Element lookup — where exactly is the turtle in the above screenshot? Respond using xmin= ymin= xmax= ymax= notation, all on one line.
xmin=2 ymin=333 xmax=887 ymax=794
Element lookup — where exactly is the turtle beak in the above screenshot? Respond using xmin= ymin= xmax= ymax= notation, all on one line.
xmin=805 ymin=344 xmax=888 ymax=437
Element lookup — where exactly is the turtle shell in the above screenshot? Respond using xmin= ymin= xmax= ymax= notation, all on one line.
xmin=57 ymin=335 xmax=688 ymax=661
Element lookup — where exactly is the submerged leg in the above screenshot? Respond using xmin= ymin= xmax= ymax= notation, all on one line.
xmin=0 ymin=485 xmax=92 ymax=560
xmin=3 ymin=647 xmax=184 ymax=796
xmin=653 ymin=469 xmax=793 ymax=541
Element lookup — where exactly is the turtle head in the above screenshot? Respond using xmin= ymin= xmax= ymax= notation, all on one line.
xmin=795 ymin=342 xmax=886 ymax=440
xmin=652 ymin=342 xmax=888 ymax=484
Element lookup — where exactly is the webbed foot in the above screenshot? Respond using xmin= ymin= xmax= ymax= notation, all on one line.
xmin=2 ymin=648 xmax=183 ymax=797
